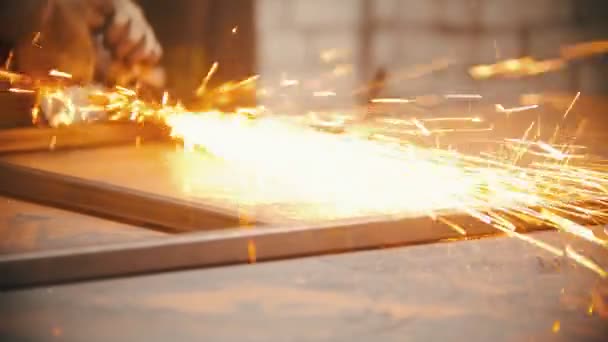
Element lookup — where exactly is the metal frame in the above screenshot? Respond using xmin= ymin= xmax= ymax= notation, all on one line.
xmin=0 ymin=160 xmax=245 ymax=232
xmin=0 ymin=143 xmax=557 ymax=289
xmin=0 ymin=214 xmax=550 ymax=289
xmin=0 ymin=122 xmax=166 ymax=154
xmin=0 ymin=135 xmax=559 ymax=289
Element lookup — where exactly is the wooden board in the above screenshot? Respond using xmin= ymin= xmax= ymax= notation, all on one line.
xmin=0 ymin=196 xmax=165 ymax=255
xmin=1 ymin=231 xmax=606 ymax=341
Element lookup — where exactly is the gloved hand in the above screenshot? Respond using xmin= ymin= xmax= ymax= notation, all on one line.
xmin=12 ymin=0 xmax=162 ymax=85
xmin=104 ymin=0 xmax=162 ymax=66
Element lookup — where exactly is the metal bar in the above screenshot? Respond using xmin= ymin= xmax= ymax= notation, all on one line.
xmin=0 ymin=160 xmax=244 ymax=233
xmin=0 ymin=122 xmax=166 ymax=154
xmin=0 ymin=214 xmax=551 ymax=289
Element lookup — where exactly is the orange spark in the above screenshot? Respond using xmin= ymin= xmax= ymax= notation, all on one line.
xmin=371 ymin=98 xmax=415 ymax=104
xmin=280 ymin=78 xmax=299 ymax=87
xmin=552 ymin=321 xmax=560 ymax=333
xmin=196 ymin=62 xmax=219 ymax=97
xmin=496 ymin=104 xmax=539 ymax=114
xmin=247 ymin=240 xmax=257 ymax=263
xmin=561 ymin=40 xmax=608 ymax=60
xmin=115 ymin=86 xmax=136 ymax=97
xmin=313 ymin=91 xmax=336 ymax=97
xmin=8 ymin=88 xmax=35 ymax=94
xmin=444 ymin=94 xmax=483 ymax=100
xmin=563 ymin=92 xmax=581 ymax=119
xmin=49 ymin=69 xmax=72 ymax=79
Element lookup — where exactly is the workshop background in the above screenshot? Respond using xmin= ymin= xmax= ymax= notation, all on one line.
xmin=138 ymin=0 xmax=608 ymax=105
xmin=256 ymin=0 xmax=608 ymax=104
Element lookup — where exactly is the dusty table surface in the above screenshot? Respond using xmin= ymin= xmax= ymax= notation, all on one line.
xmin=1 ymin=230 xmax=607 ymax=342
xmin=0 ymin=196 xmax=166 ymax=255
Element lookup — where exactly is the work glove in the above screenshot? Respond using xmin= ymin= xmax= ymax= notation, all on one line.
xmin=96 ymin=0 xmax=164 ymax=87
xmin=12 ymin=0 xmax=162 ymax=85
xmin=104 ymin=0 xmax=162 ymax=66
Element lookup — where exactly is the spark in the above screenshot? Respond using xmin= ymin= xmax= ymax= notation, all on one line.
xmin=496 ymin=104 xmax=539 ymax=114
xmin=232 ymin=26 xmax=238 ymax=34
xmin=280 ymin=79 xmax=300 ymax=87
xmin=31 ymin=103 xmax=40 ymax=124
xmin=493 ymin=224 xmax=606 ymax=278
xmin=537 ymin=141 xmax=568 ymax=161
xmin=411 ymin=119 xmax=431 ymax=136
xmin=444 ymin=94 xmax=483 ymax=100
xmin=247 ymin=240 xmax=257 ymax=263
xmin=313 ymin=91 xmax=336 ymax=97
xmin=565 ymin=246 xmax=607 ymax=278
xmin=115 ymin=86 xmax=136 ymax=97
xmin=470 ymin=57 xmax=564 ymax=80
xmin=552 ymin=321 xmax=560 ymax=333
xmin=8 ymin=88 xmax=35 ymax=94
xmin=563 ymin=91 xmax=581 ymax=119
xmin=561 ymin=40 xmax=608 ymax=60
xmin=422 ymin=117 xmax=483 ymax=123
xmin=437 ymin=217 xmax=467 ymax=236
xmin=371 ymin=98 xmax=415 ymax=104
xmin=196 ymin=62 xmax=219 ymax=97
xmin=218 ymin=75 xmax=259 ymax=93
xmin=541 ymin=209 xmax=607 ymax=246
xmin=49 ymin=69 xmax=72 ymax=79
xmin=469 ymin=64 xmax=494 ymax=79
xmin=162 ymin=91 xmax=169 ymax=106
xmin=470 ymin=39 xmax=608 ymax=80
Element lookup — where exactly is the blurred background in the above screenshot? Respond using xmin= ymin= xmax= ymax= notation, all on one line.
xmin=139 ymin=0 xmax=608 ymax=105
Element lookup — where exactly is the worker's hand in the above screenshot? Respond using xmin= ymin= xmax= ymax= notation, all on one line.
xmin=14 ymin=0 xmax=98 ymax=83
xmin=104 ymin=0 xmax=162 ymax=66
xmin=12 ymin=0 xmax=162 ymax=85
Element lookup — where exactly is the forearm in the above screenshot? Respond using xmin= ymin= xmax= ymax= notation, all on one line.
xmin=0 ymin=0 xmax=50 ymax=44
